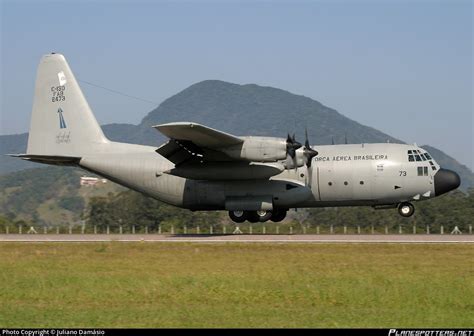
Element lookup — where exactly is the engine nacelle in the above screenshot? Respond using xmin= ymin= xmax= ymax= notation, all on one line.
xmin=283 ymin=148 xmax=305 ymax=169
xmin=221 ymin=136 xmax=287 ymax=162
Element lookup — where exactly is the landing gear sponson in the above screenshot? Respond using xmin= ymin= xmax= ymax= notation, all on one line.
xmin=228 ymin=209 xmax=288 ymax=223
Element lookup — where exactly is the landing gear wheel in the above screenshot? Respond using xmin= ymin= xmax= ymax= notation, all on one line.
xmin=246 ymin=211 xmax=260 ymax=223
xmin=398 ymin=202 xmax=415 ymax=217
xmin=256 ymin=210 xmax=273 ymax=222
xmin=229 ymin=210 xmax=247 ymax=223
xmin=270 ymin=209 xmax=287 ymax=222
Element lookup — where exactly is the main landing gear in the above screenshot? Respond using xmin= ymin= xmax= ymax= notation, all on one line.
xmin=397 ymin=202 xmax=415 ymax=217
xmin=228 ymin=209 xmax=287 ymax=223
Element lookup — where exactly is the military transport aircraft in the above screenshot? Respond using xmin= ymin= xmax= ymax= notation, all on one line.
xmin=11 ymin=54 xmax=461 ymax=223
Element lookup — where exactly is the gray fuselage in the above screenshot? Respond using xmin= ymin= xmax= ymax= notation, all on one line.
xmin=78 ymin=141 xmax=441 ymax=211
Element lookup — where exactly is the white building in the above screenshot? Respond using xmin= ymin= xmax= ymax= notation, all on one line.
xmin=80 ymin=176 xmax=107 ymax=186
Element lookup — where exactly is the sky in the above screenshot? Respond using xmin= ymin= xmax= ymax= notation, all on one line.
xmin=1 ymin=0 xmax=472 ymax=170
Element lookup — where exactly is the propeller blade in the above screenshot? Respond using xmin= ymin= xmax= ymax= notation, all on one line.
xmin=284 ymin=132 xmax=303 ymax=170
xmin=303 ymin=128 xmax=318 ymax=168
xmin=288 ymin=147 xmax=296 ymax=159
xmin=305 ymin=128 xmax=310 ymax=148
xmin=286 ymin=132 xmax=302 ymax=158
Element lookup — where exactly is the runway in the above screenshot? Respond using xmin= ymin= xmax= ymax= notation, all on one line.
xmin=0 ymin=234 xmax=472 ymax=243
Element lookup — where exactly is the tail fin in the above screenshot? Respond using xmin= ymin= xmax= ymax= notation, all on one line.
xmin=26 ymin=53 xmax=108 ymax=157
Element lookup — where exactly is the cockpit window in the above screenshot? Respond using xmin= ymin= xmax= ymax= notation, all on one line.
xmin=409 ymin=149 xmax=436 ymax=165
xmin=408 ymin=149 xmax=433 ymax=162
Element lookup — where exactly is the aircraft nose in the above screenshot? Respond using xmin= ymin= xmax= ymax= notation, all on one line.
xmin=434 ymin=168 xmax=461 ymax=196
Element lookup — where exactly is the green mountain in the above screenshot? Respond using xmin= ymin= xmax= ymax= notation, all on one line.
xmin=1 ymin=80 xmax=472 ymax=191
xmin=139 ymin=80 xmax=401 ymax=145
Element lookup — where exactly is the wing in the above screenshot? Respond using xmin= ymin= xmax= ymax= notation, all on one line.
xmin=154 ymin=122 xmax=243 ymax=165
xmin=153 ymin=122 xmax=286 ymax=180
xmin=153 ymin=122 xmax=243 ymax=149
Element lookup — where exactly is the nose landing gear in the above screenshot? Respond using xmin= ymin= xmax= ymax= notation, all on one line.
xmin=398 ymin=202 xmax=415 ymax=217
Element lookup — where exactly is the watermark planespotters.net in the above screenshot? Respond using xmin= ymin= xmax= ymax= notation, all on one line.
xmin=389 ymin=330 xmax=473 ymax=336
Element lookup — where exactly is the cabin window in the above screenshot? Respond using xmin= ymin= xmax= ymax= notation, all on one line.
xmin=417 ymin=166 xmax=429 ymax=176
xmin=344 ymin=181 xmax=348 ymax=186
xmin=328 ymin=182 xmax=333 ymax=186
xmin=417 ymin=167 xmax=423 ymax=176
xmin=360 ymin=181 xmax=364 ymax=185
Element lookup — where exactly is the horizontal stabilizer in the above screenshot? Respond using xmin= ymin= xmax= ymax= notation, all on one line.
xmin=6 ymin=154 xmax=81 ymax=166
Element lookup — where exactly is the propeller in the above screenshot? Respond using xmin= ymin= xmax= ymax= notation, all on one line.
xmin=286 ymin=133 xmax=301 ymax=159
xmin=303 ymin=128 xmax=318 ymax=168
xmin=302 ymin=128 xmax=318 ymax=187
xmin=286 ymin=133 xmax=302 ymax=170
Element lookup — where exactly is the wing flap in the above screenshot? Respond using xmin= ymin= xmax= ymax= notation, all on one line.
xmin=155 ymin=140 xmax=198 ymax=165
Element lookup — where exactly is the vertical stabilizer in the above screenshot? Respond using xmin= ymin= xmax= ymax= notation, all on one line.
xmin=26 ymin=53 xmax=108 ymax=156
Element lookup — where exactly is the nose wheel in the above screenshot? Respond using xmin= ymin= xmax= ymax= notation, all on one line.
xmin=398 ymin=202 xmax=415 ymax=217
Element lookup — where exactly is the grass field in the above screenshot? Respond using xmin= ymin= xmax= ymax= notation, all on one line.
xmin=0 ymin=243 xmax=472 ymax=328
